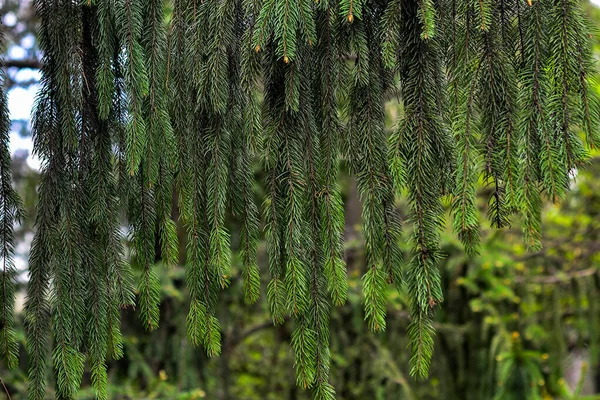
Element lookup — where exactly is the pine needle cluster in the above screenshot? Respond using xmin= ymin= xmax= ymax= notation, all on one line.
xmin=0 ymin=0 xmax=595 ymax=399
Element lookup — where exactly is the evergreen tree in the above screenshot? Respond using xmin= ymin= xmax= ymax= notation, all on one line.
xmin=0 ymin=0 xmax=597 ymax=398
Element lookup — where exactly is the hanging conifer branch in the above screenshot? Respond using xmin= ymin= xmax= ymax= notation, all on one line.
xmin=142 ymin=0 xmax=179 ymax=269
xmin=12 ymin=0 xmax=600 ymax=398
xmin=81 ymin=7 xmax=111 ymax=398
xmin=39 ymin=1 xmax=87 ymax=397
xmin=0 ymin=22 xmax=24 ymax=372
xmin=395 ymin=0 xmax=447 ymax=378
xmin=449 ymin=11 xmax=482 ymax=255
xmin=348 ymin=61 xmax=390 ymax=333
xmin=474 ymin=0 xmax=492 ymax=31
xmin=95 ymin=0 xmax=116 ymax=120
xmin=302 ymin=52 xmax=335 ymax=397
xmin=115 ymin=0 xmax=148 ymax=176
xmin=237 ymin=0 xmax=262 ymax=304
xmin=576 ymin=23 xmax=600 ymax=149
xmin=519 ymin=0 xmax=547 ymax=250
xmin=170 ymin=0 xmax=192 ymax=207
xmin=274 ymin=62 xmax=309 ymax=317
xmin=548 ymin=0 xmax=588 ymax=174
xmin=478 ymin=27 xmax=519 ymax=227
xmin=263 ymin=57 xmax=288 ymax=323
xmin=315 ymin=7 xmax=347 ymax=306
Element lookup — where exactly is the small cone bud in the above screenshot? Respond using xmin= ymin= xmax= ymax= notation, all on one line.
xmin=527 ymin=0 xmax=532 ymax=5
xmin=284 ymin=56 xmax=289 ymax=64
xmin=348 ymin=13 xmax=354 ymax=23
xmin=255 ymin=45 xmax=261 ymax=53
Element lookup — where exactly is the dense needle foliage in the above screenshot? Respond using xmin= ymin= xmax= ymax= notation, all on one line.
xmin=0 ymin=19 xmax=24 ymax=375
xmin=0 ymin=0 xmax=598 ymax=399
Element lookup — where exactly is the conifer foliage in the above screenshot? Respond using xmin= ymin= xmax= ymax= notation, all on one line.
xmin=0 ymin=0 xmax=597 ymax=398
xmin=0 ymin=22 xmax=24 ymax=374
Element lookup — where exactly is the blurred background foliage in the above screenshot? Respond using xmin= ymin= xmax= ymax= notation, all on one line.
xmin=3 ymin=0 xmax=600 ymax=399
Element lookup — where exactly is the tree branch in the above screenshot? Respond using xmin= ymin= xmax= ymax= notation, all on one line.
xmin=1 ymin=59 xmax=42 ymax=69
xmin=224 ymin=317 xmax=291 ymax=354
xmin=515 ymin=267 xmax=598 ymax=284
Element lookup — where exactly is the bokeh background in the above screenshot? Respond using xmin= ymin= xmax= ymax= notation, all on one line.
xmin=3 ymin=1 xmax=600 ymax=399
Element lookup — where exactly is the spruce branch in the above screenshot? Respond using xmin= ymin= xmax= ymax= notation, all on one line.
xmin=17 ymin=0 xmax=600 ymax=397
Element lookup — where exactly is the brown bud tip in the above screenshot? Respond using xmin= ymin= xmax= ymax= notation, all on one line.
xmin=348 ymin=14 xmax=354 ymax=23
xmin=283 ymin=56 xmax=290 ymax=64
xmin=308 ymin=39 xmax=313 ymax=46
xmin=527 ymin=0 xmax=532 ymax=5
xmin=428 ymin=297 xmax=437 ymax=308
xmin=255 ymin=45 xmax=261 ymax=53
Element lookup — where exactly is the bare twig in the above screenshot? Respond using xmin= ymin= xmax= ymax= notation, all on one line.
xmin=515 ymin=267 xmax=598 ymax=284
xmin=1 ymin=59 xmax=43 ymax=69
xmin=225 ymin=317 xmax=291 ymax=353
xmin=0 ymin=376 xmax=12 ymax=400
